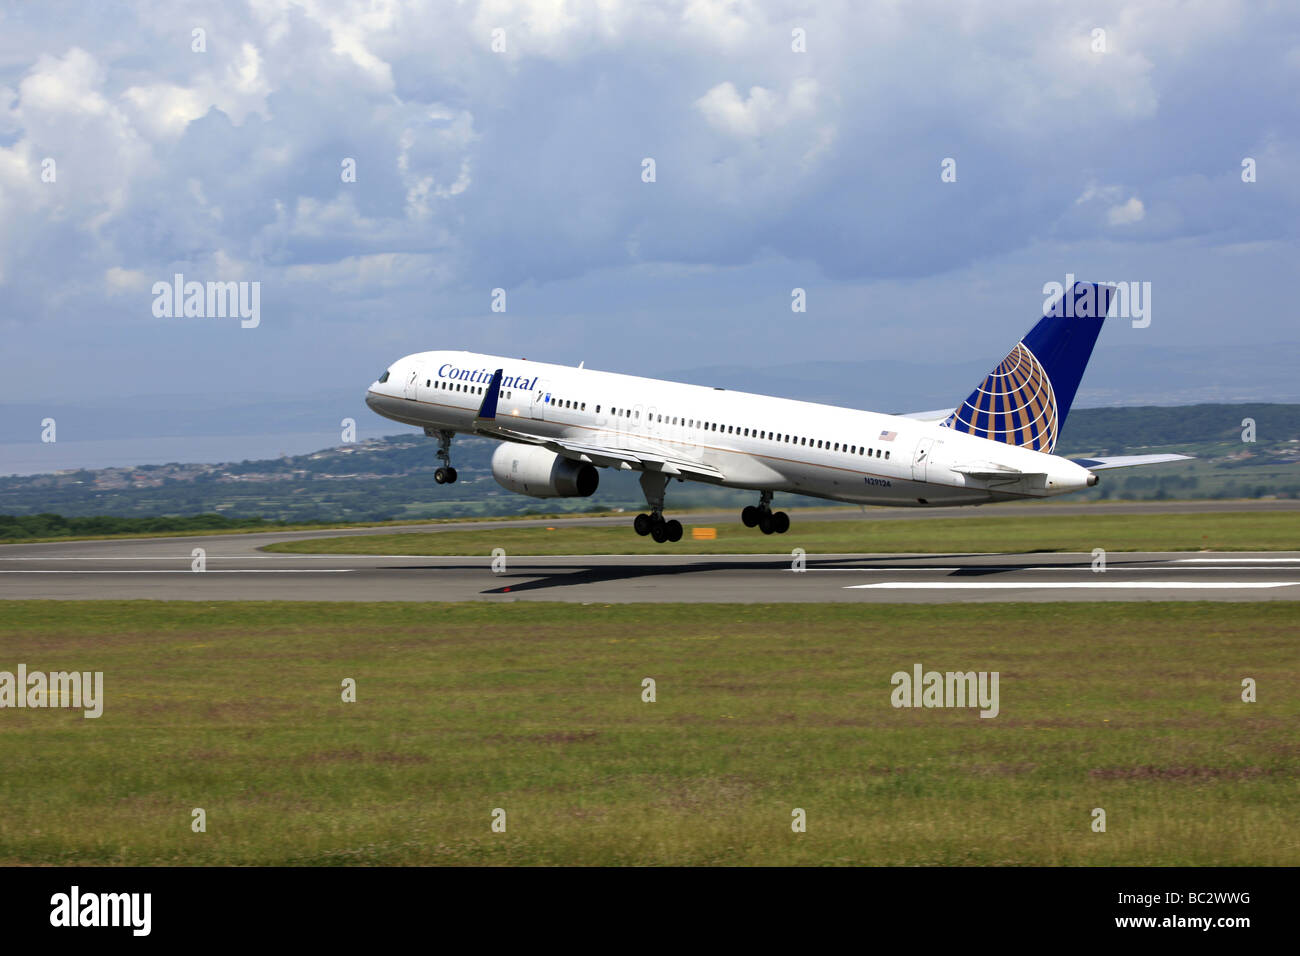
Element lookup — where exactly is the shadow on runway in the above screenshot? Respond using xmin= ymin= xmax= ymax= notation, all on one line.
xmin=455 ymin=559 xmax=795 ymax=595
xmin=373 ymin=551 xmax=1173 ymax=595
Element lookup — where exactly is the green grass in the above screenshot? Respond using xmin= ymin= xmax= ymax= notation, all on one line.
xmin=265 ymin=510 xmax=1300 ymax=556
xmin=0 ymin=505 xmax=834 ymax=545
xmin=0 ymin=600 xmax=1296 ymax=865
xmin=0 ymin=510 xmax=631 ymax=546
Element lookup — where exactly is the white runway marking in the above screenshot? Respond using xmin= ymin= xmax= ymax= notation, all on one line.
xmin=1176 ymin=558 xmax=1300 ymax=563
xmin=847 ymin=581 xmax=1300 ymax=590
xmin=0 ymin=569 xmax=355 ymax=574
xmin=801 ymin=567 xmax=964 ymax=571
xmin=0 ymin=555 xmax=380 ymax=561
xmin=806 ymin=566 xmax=1297 ymax=573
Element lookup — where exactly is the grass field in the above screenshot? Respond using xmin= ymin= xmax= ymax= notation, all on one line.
xmin=0 ymin=509 xmax=645 ymax=546
xmin=0 ymin=600 xmax=1296 ymax=866
xmin=265 ymin=510 xmax=1300 ymax=556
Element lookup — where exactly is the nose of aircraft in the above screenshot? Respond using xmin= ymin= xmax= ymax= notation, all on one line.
xmin=366 ymin=365 xmax=400 ymax=419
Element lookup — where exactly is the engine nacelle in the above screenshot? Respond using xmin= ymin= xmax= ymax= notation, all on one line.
xmin=491 ymin=444 xmax=599 ymax=498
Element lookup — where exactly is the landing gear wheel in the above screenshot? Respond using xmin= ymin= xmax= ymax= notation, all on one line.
xmin=771 ymin=511 xmax=790 ymax=534
xmin=748 ymin=492 xmax=776 ymax=532
xmin=429 ymin=428 xmax=456 ymax=485
xmin=634 ymin=513 xmax=652 ymax=536
xmin=638 ymin=473 xmax=672 ymax=544
xmin=665 ymin=519 xmax=683 ymax=542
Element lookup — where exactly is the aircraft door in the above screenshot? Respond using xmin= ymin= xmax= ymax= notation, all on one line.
xmin=911 ymin=437 xmax=934 ymax=482
xmin=404 ymin=369 xmax=419 ymax=401
xmin=531 ymin=381 xmax=551 ymax=421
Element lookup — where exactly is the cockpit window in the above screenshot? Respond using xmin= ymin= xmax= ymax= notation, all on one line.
xmin=378 ymin=370 xmax=390 ymax=383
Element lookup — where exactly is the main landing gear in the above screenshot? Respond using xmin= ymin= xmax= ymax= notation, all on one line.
xmin=429 ymin=428 xmax=458 ymax=484
xmin=742 ymin=491 xmax=789 ymax=535
xmin=632 ymin=472 xmax=683 ymax=543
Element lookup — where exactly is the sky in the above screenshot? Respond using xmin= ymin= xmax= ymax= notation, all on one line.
xmin=1 ymin=0 xmax=1298 ymax=465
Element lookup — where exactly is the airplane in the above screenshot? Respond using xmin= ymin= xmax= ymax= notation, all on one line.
xmin=365 ymin=282 xmax=1189 ymax=542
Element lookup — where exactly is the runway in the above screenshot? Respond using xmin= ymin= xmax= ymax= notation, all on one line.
xmin=1 ymin=501 xmax=1298 ymax=603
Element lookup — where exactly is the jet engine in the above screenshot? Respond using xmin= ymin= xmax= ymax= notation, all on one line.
xmin=491 ymin=444 xmax=599 ymax=498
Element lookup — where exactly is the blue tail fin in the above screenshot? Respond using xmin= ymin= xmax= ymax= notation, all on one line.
xmin=942 ymin=282 xmax=1114 ymax=453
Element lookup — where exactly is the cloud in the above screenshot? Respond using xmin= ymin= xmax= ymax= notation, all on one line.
xmin=1072 ymin=183 xmax=1146 ymax=229
xmin=694 ymin=78 xmax=818 ymax=139
xmin=121 ymin=84 xmax=210 ymax=139
xmin=104 ymin=266 xmax=148 ymax=293
xmin=682 ymin=0 xmax=762 ymax=50
xmin=121 ymin=42 xmax=271 ymax=141
xmin=1075 ymin=183 xmax=1124 ymax=206
xmin=1106 ymin=196 xmax=1145 ymax=226
xmin=17 ymin=47 xmax=110 ymax=117
xmin=0 ymin=0 xmax=1295 ymax=406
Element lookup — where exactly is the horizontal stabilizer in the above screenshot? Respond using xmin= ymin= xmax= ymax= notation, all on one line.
xmin=1069 ymin=453 xmax=1193 ymax=471
xmin=898 ymin=408 xmax=954 ymax=422
xmin=950 ymin=461 xmax=1045 ymax=482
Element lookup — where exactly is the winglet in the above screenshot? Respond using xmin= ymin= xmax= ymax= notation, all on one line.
xmin=476 ymin=368 xmax=504 ymax=422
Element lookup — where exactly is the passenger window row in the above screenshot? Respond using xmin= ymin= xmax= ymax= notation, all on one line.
xmin=417 ymin=379 xmax=892 ymax=462
xmin=568 ymin=401 xmax=893 ymax=461
xmin=548 ymin=396 xmax=587 ymax=411
xmin=426 ymin=379 xmax=516 ymax=401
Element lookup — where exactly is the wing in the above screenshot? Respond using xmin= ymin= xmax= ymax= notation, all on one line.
xmin=1068 ymin=454 xmax=1193 ymax=470
xmin=472 ymin=368 xmax=727 ymax=483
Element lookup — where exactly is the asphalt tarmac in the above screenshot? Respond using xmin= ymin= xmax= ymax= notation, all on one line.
xmin=2 ymin=500 xmax=1297 ymax=603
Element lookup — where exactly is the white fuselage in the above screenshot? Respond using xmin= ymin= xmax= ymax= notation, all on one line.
xmin=365 ymin=350 xmax=1095 ymax=507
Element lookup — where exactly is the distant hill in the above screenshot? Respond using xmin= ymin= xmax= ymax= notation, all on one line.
xmin=8 ymin=342 xmax=1283 ymax=447
xmin=0 ymin=403 xmax=1296 ymax=522
xmin=665 ymin=342 xmax=1300 ymax=411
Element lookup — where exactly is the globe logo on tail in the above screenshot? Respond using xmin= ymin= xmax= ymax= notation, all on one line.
xmin=942 ymin=342 xmax=1059 ymax=452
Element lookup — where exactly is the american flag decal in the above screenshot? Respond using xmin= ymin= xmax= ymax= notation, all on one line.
xmin=878 ymin=430 xmax=897 ymax=441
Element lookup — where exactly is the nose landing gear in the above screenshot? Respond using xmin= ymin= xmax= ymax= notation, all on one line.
xmin=429 ymin=428 xmax=458 ymax=484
